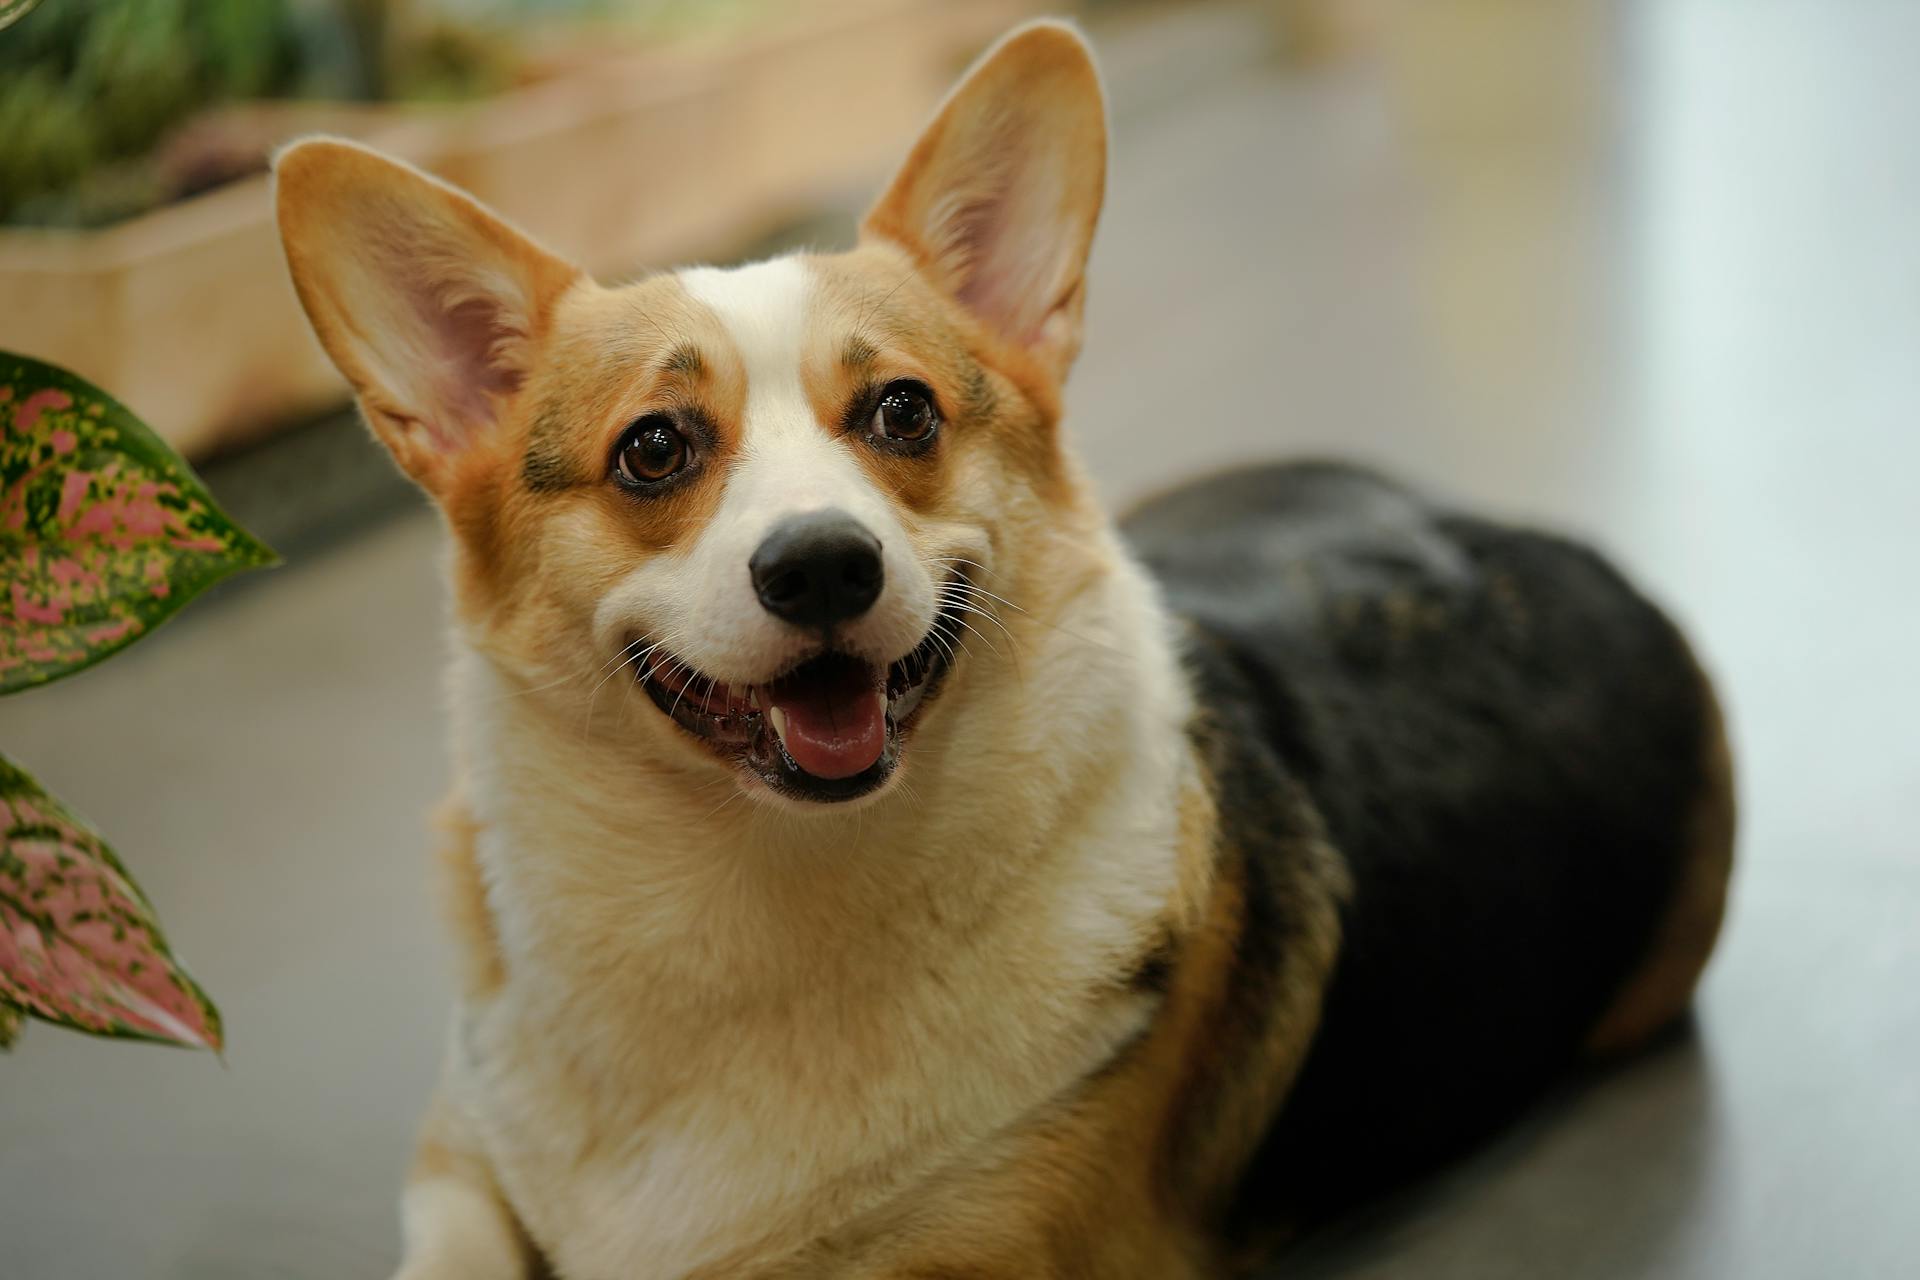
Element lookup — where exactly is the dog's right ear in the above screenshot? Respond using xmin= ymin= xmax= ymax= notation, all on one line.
xmin=274 ymin=139 xmax=581 ymax=493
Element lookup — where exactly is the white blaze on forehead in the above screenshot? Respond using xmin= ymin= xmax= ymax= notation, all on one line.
xmin=678 ymin=255 xmax=862 ymax=505
xmin=678 ymin=256 xmax=812 ymax=419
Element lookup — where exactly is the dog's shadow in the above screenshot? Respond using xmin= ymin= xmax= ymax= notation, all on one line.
xmin=1261 ymin=1018 xmax=1724 ymax=1279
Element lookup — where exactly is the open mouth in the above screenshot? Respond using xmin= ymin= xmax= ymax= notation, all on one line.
xmin=634 ymin=590 xmax=963 ymax=803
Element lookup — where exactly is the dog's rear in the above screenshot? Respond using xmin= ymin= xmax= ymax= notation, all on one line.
xmin=1126 ymin=462 xmax=1734 ymax=1236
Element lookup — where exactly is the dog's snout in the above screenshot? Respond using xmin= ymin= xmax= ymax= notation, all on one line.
xmin=750 ymin=510 xmax=884 ymax=629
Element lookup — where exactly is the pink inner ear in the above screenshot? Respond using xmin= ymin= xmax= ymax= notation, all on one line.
xmin=910 ymin=97 xmax=1085 ymax=350
xmin=953 ymin=172 xmax=1072 ymax=346
xmin=366 ymin=253 xmax=535 ymax=453
xmin=418 ymin=293 xmax=527 ymax=448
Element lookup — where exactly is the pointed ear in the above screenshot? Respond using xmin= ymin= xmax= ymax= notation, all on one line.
xmin=273 ymin=138 xmax=581 ymax=491
xmin=862 ymin=21 xmax=1107 ymax=378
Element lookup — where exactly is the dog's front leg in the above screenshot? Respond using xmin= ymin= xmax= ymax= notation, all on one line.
xmin=392 ymin=1090 xmax=535 ymax=1280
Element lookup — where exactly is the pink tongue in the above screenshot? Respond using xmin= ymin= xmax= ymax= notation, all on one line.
xmin=767 ymin=662 xmax=887 ymax=780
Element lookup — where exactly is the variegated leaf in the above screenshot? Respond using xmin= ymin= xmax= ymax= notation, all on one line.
xmin=0 ymin=998 xmax=21 ymax=1049
xmin=0 ymin=753 xmax=222 ymax=1050
xmin=0 ymin=352 xmax=277 ymax=695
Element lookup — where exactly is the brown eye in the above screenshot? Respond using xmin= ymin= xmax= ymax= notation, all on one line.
xmin=871 ymin=381 xmax=938 ymax=445
xmin=614 ymin=416 xmax=689 ymax=486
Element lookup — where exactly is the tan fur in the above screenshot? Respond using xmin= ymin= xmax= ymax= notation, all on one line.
xmin=431 ymin=799 xmax=506 ymax=999
xmin=1585 ymin=667 xmax=1737 ymax=1056
xmin=433 ymin=508 xmax=1205 ymax=1277
xmin=399 ymin=1096 xmax=543 ymax=1280
xmin=272 ymin=24 xmax=1333 ymax=1276
xmin=272 ymin=18 xmax=1715 ymax=1280
xmin=273 ymin=139 xmax=581 ymax=495
xmin=749 ymin=779 xmax=1347 ymax=1280
xmin=862 ymin=21 xmax=1105 ymax=389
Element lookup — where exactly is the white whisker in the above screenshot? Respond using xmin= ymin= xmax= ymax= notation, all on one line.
xmin=665 ymin=657 xmax=698 ymax=722
xmin=926 ymin=628 xmax=960 ymax=669
xmin=944 ymin=609 xmax=1007 ymax=657
xmin=930 ymin=556 xmax=1134 ymax=662
xmin=699 ymin=784 xmax=750 ymax=824
xmin=582 ymin=635 xmax=678 ymax=742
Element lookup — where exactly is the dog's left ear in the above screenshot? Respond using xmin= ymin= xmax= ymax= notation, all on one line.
xmin=862 ymin=21 xmax=1107 ymax=380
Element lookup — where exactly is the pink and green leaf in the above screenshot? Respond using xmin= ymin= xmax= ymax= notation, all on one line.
xmin=0 ymin=753 xmax=222 ymax=1050
xmin=0 ymin=352 xmax=277 ymax=695
xmin=0 ymin=998 xmax=21 ymax=1049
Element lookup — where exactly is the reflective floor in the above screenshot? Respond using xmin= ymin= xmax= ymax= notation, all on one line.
xmin=4 ymin=2 xmax=1916 ymax=1276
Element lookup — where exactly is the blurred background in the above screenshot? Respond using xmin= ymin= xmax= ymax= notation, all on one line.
xmin=3 ymin=0 xmax=1917 ymax=1276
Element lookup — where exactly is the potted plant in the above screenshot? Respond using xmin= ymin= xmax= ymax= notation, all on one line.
xmin=0 ymin=350 xmax=275 ymax=1050
xmin=0 ymin=0 xmax=1041 ymax=458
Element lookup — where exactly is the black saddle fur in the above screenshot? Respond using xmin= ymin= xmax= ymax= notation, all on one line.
xmin=1122 ymin=461 xmax=1715 ymax=1227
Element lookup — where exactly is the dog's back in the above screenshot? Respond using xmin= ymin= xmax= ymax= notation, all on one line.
xmin=1125 ymin=462 xmax=1734 ymax=1230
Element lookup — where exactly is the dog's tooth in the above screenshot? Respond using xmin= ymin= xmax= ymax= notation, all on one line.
xmin=750 ymin=687 xmax=763 ymax=712
xmin=767 ymin=704 xmax=790 ymax=748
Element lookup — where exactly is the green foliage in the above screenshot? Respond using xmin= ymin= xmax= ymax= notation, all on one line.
xmin=1 ymin=753 xmax=224 ymax=1051
xmin=0 ymin=0 xmax=492 ymax=227
xmin=69 ymin=0 xmax=200 ymax=160
xmin=0 ymin=0 xmax=778 ymax=228
xmin=0 ymin=66 xmax=96 ymax=213
xmin=0 ymin=352 xmax=278 ymax=693
xmin=194 ymin=0 xmax=289 ymax=101
xmin=0 ymin=0 xmax=296 ymax=225
xmin=0 ymin=351 xmax=276 ymax=1050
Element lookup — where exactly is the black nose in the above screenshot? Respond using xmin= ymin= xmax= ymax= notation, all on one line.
xmin=749 ymin=510 xmax=884 ymax=629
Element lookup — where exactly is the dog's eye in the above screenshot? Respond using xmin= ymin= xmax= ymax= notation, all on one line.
xmin=614 ymin=416 xmax=689 ymax=486
xmin=871 ymin=381 xmax=939 ymax=445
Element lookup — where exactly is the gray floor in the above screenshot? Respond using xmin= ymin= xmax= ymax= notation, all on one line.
xmin=4 ymin=2 xmax=1917 ymax=1276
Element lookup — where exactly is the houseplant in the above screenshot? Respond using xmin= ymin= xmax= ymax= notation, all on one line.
xmin=0 ymin=0 xmax=1039 ymax=457
xmin=0 ymin=350 xmax=275 ymax=1051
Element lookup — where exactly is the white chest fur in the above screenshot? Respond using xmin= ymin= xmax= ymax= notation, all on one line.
xmin=457 ymin=888 xmax=1160 ymax=1278
xmin=445 ymin=554 xmax=1194 ymax=1279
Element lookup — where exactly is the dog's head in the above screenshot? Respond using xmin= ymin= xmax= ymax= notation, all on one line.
xmin=276 ymin=22 xmax=1108 ymax=807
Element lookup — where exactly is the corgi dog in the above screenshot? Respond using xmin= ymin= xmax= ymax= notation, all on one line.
xmin=274 ymin=20 xmax=1734 ymax=1280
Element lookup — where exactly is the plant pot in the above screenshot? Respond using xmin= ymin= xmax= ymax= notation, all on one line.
xmin=0 ymin=0 xmax=1040 ymax=458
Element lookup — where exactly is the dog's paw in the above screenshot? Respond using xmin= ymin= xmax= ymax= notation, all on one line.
xmin=394 ymin=1176 xmax=533 ymax=1280
xmin=390 ymin=1256 xmax=529 ymax=1280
